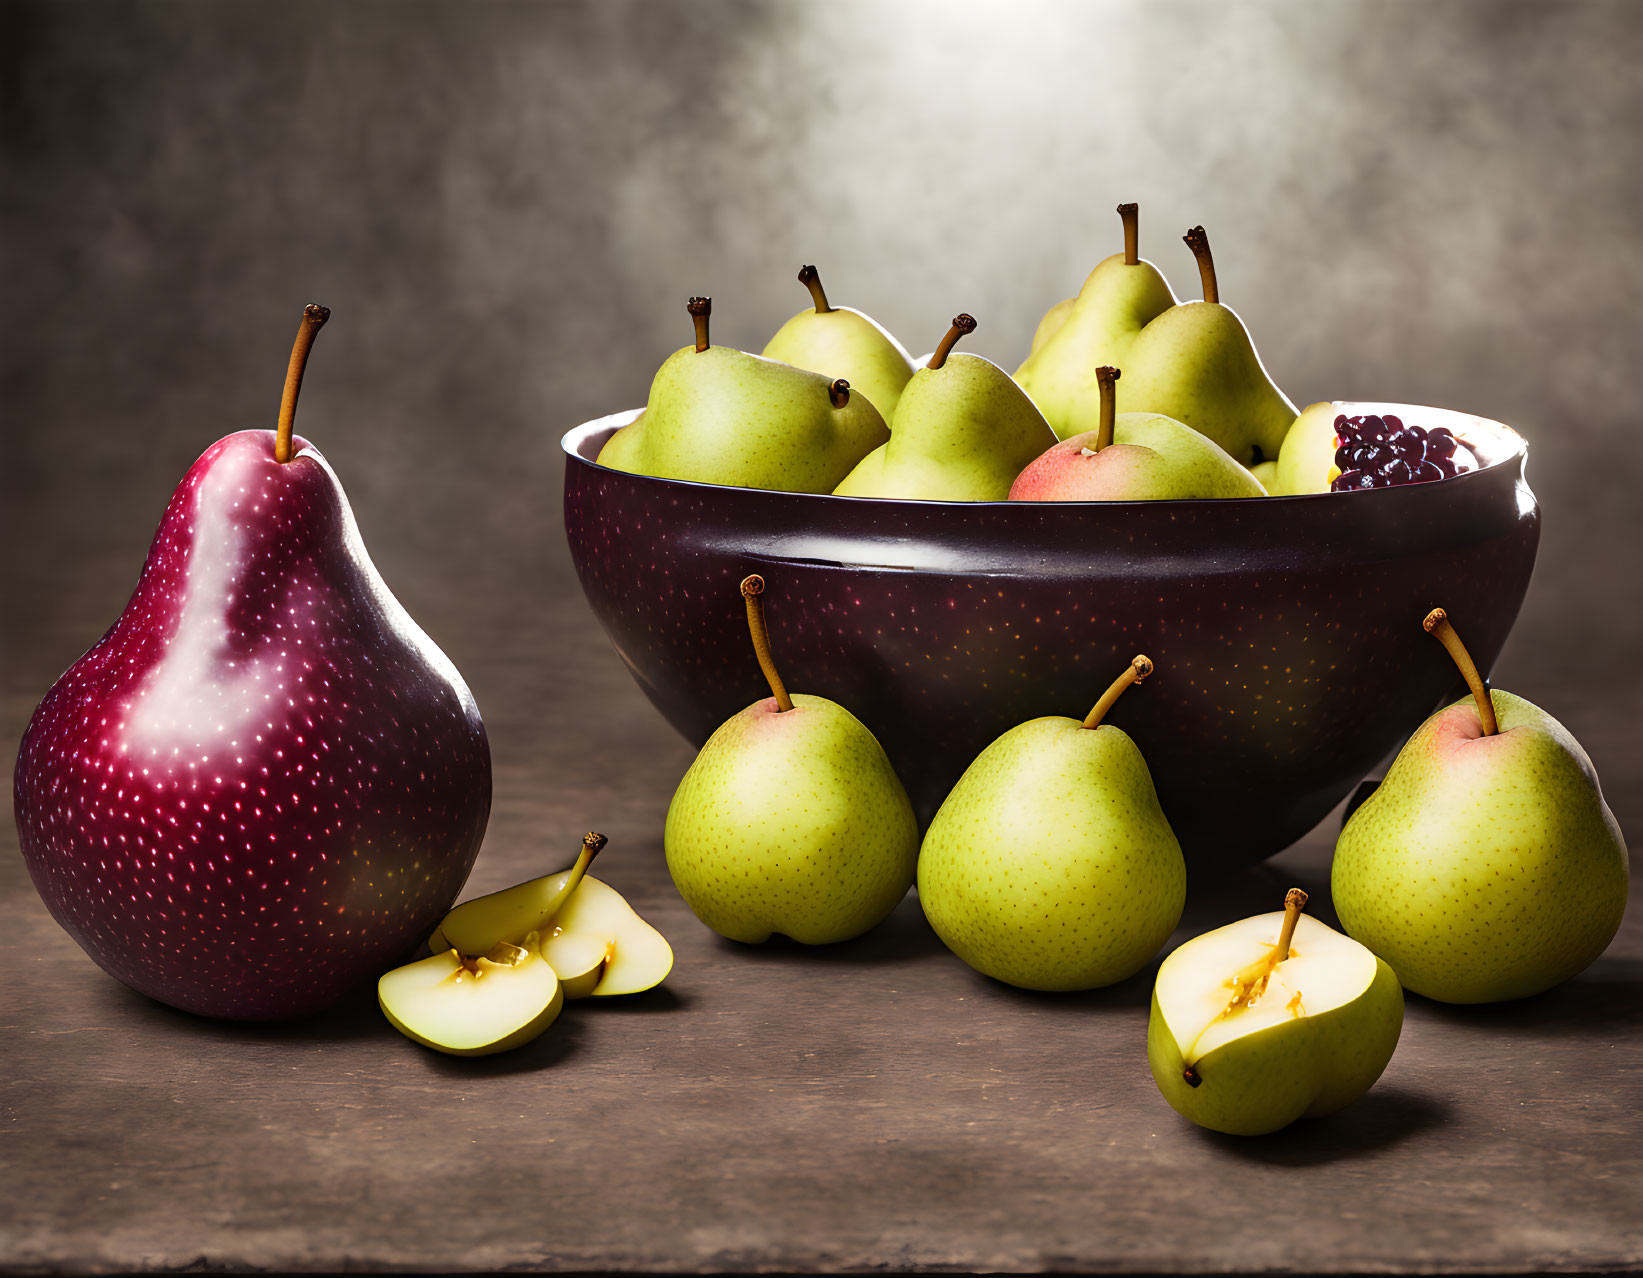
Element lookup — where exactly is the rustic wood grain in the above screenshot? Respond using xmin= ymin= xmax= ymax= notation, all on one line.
xmin=2 ymin=534 xmax=1638 ymax=1275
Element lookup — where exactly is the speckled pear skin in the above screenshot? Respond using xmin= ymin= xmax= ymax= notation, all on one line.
xmin=1148 ymin=945 xmax=1403 ymax=1136
xmin=1014 ymin=254 xmax=1178 ymax=439
xmin=1009 ymin=413 xmax=1267 ymax=502
xmin=1275 ymin=401 xmax=1345 ymax=495
xmin=833 ymin=353 xmax=1057 ymax=501
xmin=917 ymin=718 xmax=1185 ymax=990
xmin=14 ymin=430 xmax=491 ymax=1021
xmin=663 ymin=693 xmax=919 ymax=944
xmin=1332 ymin=692 xmax=1629 ymax=1003
xmin=597 ymin=345 xmax=887 ymax=493
xmin=564 ymin=405 xmax=1539 ymax=870
xmin=1118 ymin=301 xmax=1298 ymax=465
xmin=762 ymin=306 xmax=916 ymax=423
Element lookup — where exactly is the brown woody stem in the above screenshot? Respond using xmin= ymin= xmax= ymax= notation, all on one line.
xmin=1093 ymin=365 xmax=1120 ymax=451
xmin=1118 ymin=203 xmax=1139 ymax=266
xmin=1274 ymin=888 xmax=1308 ymax=962
xmin=1081 ymin=654 xmax=1153 ymax=730
xmin=274 ymin=304 xmax=330 ymax=463
xmin=799 ymin=265 xmax=832 ymax=313
xmin=740 ymin=575 xmax=793 ymax=712
xmin=689 ymin=296 xmax=712 ymax=352
xmin=828 ymin=378 xmax=851 ymax=409
xmin=927 ymin=313 xmax=976 ymax=370
xmin=1183 ymin=226 xmax=1218 ymax=304
xmin=1423 ymin=608 xmax=1498 ymax=735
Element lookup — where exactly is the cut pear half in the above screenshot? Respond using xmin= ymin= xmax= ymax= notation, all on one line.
xmin=1157 ymin=910 xmax=1378 ymax=1068
xmin=1147 ymin=889 xmax=1404 ymax=1135
xmin=379 ymin=944 xmax=563 ymax=1056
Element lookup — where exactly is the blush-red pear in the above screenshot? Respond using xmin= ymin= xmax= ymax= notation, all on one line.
xmin=14 ymin=430 xmax=490 ymax=1020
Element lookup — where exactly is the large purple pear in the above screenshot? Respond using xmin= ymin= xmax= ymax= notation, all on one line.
xmin=14 ymin=429 xmax=491 ymax=1020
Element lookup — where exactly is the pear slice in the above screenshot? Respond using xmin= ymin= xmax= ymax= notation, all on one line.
xmin=538 ymin=930 xmax=611 ymax=999
xmin=431 ymin=832 xmax=608 ymax=955
xmin=428 ymin=834 xmax=673 ymax=998
xmin=1148 ymin=890 xmax=1403 ymax=1135
xmin=541 ymin=876 xmax=674 ymax=997
xmin=379 ymin=942 xmax=563 ymax=1056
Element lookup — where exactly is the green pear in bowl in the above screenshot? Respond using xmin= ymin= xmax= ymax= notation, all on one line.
xmin=1117 ymin=226 xmax=1297 ymax=465
xmin=665 ymin=575 xmax=919 ymax=944
xmin=1015 ymin=203 xmax=1179 ymax=439
xmin=597 ymin=297 xmax=887 ymax=492
xmin=1273 ymin=401 xmax=1346 ymax=495
xmin=1009 ymin=366 xmax=1267 ymax=501
xmin=761 ymin=265 xmax=916 ymax=421
xmin=1248 ymin=460 xmax=1279 ymax=494
xmin=1027 ymin=296 xmax=1075 ymax=356
xmin=833 ymin=314 xmax=1057 ymax=501
xmin=917 ymin=655 xmax=1186 ymax=990
xmin=1149 ymin=888 xmax=1404 ymax=1136
xmin=1333 ymin=609 xmax=1629 ymax=1003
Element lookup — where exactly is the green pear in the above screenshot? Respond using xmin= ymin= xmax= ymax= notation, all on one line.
xmin=834 ymin=315 xmax=1057 ymax=501
xmin=1248 ymin=459 xmax=1278 ymax=494
xmin=664 ymin=575 xmax=918 ymax=944
xmin=1149 ymin=889 xmax=1404 ymax=1135
xmin=1274 ymin=401 xmax=1346 ymax=495
xmin=597 ymin=297 xmax=887 ymax=492
xmin=918 ymin=656 xmax=1186 ymax=990
xmin=1027 ymin=296 xmax=1075 ymax=356
xmin=1015 ymin=204 xmax=1179 ymax=440
xmin=1117 ymin=226 xmax=1297 ymax=464
xmin=1333 ymin=609 xmax=1629 ymax=1003
xmin=1009 ymin=366 xmax=1267 ymax=501
xmin=761 ymin=265 xmax=916 ymax=421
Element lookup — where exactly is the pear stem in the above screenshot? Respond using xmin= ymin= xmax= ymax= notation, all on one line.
xmin=571 ymin=831 xmax=607 ymax=880
xmin=1118 ymin=203 xmax=1139 ymax=266
xmin=1093 ymin=365 xmax=1121 ymax=452
xmin=1274 ymin=887 xmax=1308 ymax=963
xmin=273 ymin=304 xmax=330 ymax=464
xmin=799 ymin=265 xmax=832 ymax=313
xmin=740 ymin=575 xmax=793 ymax=712
xmin=688 ymin=296 xmax=712 ymax=352
xmin=1081 ymin=654 xmax=1153 ymax=729
xmin=926 ymin=313 xmax=977 ymax=371
xmin=1423 ymin=608 xmax=1498 ymax=735
xmin=828 ymin=378 xmax=851 ymax=409
xmin=1183 ymin=226 xmax=1218 ymax=304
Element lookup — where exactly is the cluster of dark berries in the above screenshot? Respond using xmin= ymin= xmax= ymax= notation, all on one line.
xmin=1330 ymin=414 xmax=1468 ymax=492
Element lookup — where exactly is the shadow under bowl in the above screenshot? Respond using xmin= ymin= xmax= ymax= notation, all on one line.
xmin=562 ymin=405 xmax=1538 ymax=872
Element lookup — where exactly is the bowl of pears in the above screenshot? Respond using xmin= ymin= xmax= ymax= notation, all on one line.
xmin=563 ymin=205 xmax=1539 ymax=870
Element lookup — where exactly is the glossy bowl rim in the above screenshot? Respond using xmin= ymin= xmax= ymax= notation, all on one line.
xmin=562 ymin=402 xmax=1528 ymax=510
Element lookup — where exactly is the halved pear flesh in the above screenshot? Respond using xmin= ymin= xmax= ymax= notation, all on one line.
xmin=379 ymin=943 xmax=564 ymax=1056
xmin=1148 ymin=890 xmax=1403 ymax=1135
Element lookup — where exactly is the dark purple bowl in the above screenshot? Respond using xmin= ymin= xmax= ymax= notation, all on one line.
xmin=563 ymin=406 xmax=1537 ymax=872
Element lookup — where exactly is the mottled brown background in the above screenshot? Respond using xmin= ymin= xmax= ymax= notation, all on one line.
xmin=5 ymin=0 xmax=1640 ymax=841
xmin=1 ymin=3 xmax=1640 ymax=1273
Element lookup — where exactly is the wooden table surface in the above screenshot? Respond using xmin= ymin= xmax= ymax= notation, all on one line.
xmin=3 ymin=536 xmax=1640 ymax=1276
